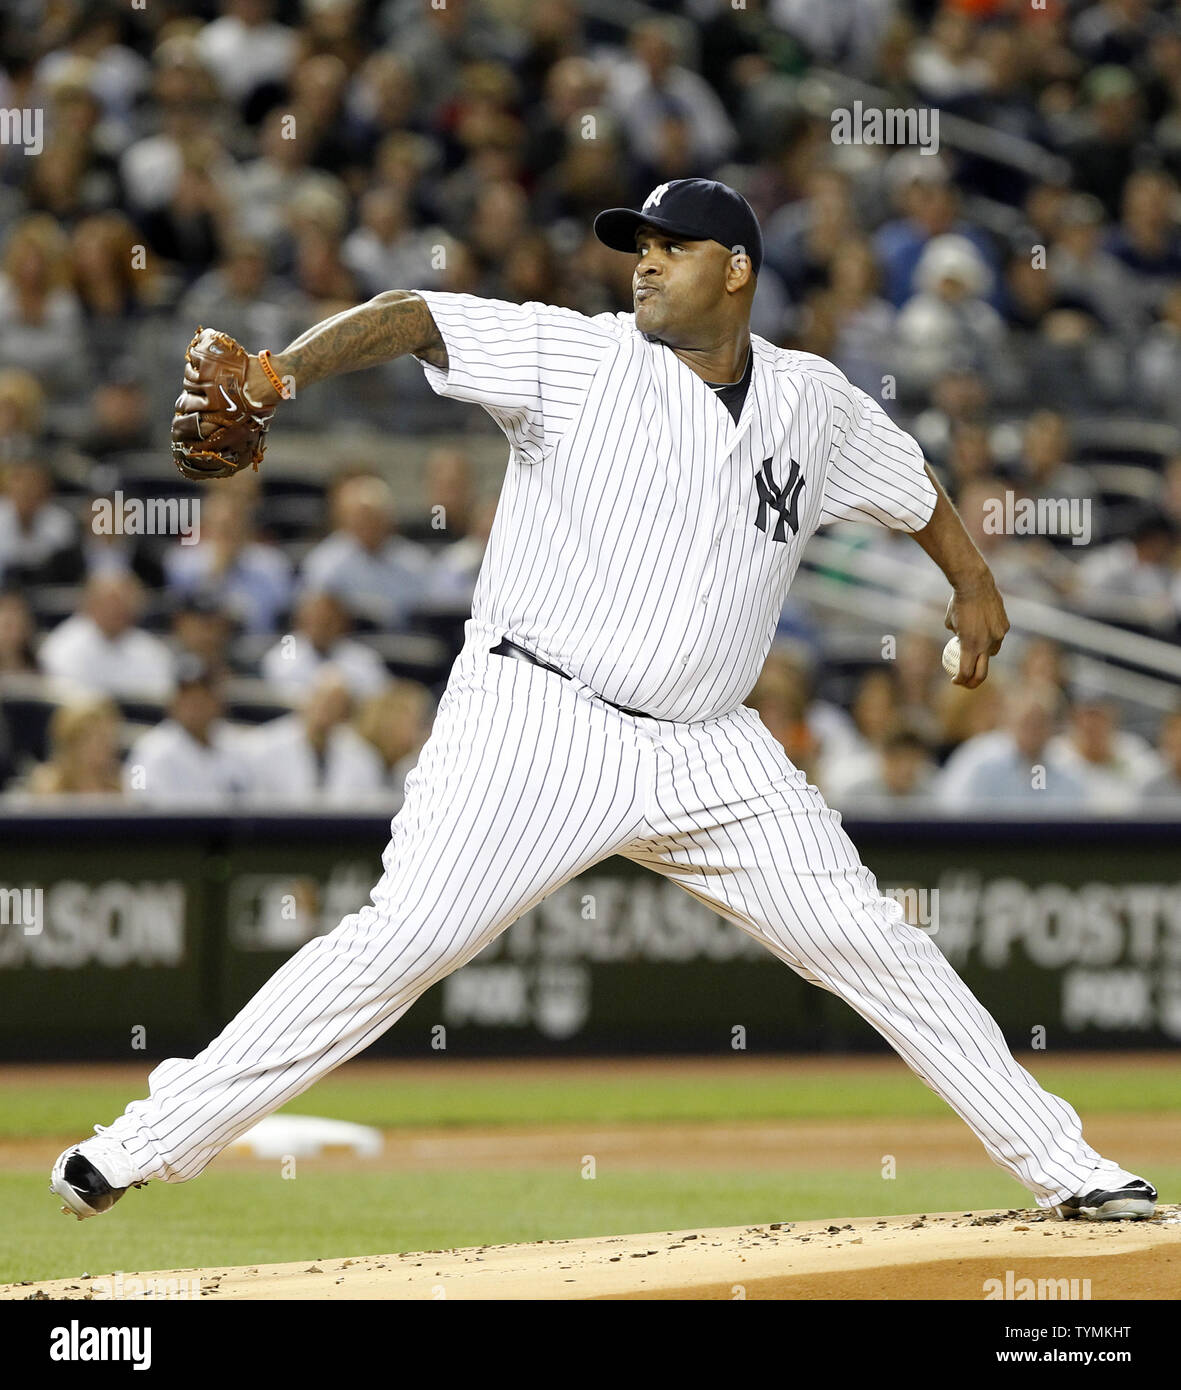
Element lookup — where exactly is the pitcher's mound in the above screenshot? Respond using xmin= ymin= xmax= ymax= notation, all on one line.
xmin=6 ymin=1207 xmax=1179 ymax=1301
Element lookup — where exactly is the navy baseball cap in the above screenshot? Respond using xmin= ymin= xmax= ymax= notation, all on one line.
xmin=594 ymin=178 xmax=763 ymax=277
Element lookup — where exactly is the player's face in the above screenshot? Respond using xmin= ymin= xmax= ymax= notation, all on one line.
xmin=632 ymin=226 xmax=732 ymax=341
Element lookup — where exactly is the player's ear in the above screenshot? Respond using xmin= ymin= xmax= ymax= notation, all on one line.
xmin=727 ymin=246 xmax=754 ymax=293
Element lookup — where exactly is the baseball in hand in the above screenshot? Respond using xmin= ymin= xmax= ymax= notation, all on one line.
xmin=942 ymin=635 xmax=961 ymax=678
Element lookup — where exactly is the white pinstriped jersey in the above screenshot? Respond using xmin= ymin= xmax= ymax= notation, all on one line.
xmin=414 ymin=290 xmax=937 ymax=722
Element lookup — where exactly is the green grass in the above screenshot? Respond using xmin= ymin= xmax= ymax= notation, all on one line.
xmin=3 ymin=1163 xmax=1130 ymax=1287
xmin=4 ymin=1059 xmax=1177 ymax=1285
xmin=2 ymin=1060 xmax=1179 ymax=1139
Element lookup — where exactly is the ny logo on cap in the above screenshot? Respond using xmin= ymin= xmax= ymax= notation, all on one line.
xmin=643 ymin=183 xmax=671 ymax=211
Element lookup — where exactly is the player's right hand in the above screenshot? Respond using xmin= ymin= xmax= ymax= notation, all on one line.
xmin=944 ymin=576 xmax=1009 ymax=689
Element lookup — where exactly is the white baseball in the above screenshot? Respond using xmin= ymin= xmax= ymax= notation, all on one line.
xmin=942 ymin=635 xmax=961 ymax=678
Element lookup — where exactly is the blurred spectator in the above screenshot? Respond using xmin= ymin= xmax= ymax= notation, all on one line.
xmin=290 ymin=218 xmax=360 ymax=314
xmin=746 ymin=652 xmax=821 ymax=784
xmin=236 ymin=107 xmax=350 ymax=255
xmin=260 ymin=590 xmax=388 ymax=699
xmin=164 ymin=490 xmax=294 ymax=635
xmin=136 ymin=133 xmax=237 ymax=281
xmin=24 ymin=68 xmax=121 ymax=225
xmin=1134 ymin=283 xmax=1181 ymax=424
xmin=1046 ymin=687 xmax=1164 ymax=811
xmin=522 ymin=54 xmax=607 ymax=181
xmin=300 ymin=474 xmax=429 ymax=628
xmin=1105 ymin=169 xmax=1181 ymax=309
xmin=35 ymin=9 xmax=149 ymax=141
xmin=817 ymin=667 xmax=904 ymax=801
xmin=1140 ymin=709 xmax=1181 ymax=802
xmin=1072 ymin=0 xmax=1158 ymax=69
xmin=1066 ymin=65 xmax=1145 ymax=218
xmin=354 ymin=677 xmax=434 ymax=793
xmin=78 ymin=372 xmax=155 ymax=463
xmin=169 ymin=594 xmax=236 ymax=684
xmin=0 ymin=369 xmax=46 ymax=463
xmin=937 ymin=683 xmax=1087 ymax=809
xmin=1017 ymin=412 xmax=1094 ymax=509
xmin=0 ymin=459 xmax=78 ymax=586
xmin=0 ymin=590 xmax=37 ymax=674
xmin=765 ymin=167 xmax=860 ymax=299
xmin=39 ymin=572 xmax=174 ymax=700
xmin=285 ymin=53 xmax=357 ymax=174
xmin=908 ymin=6 xmax=989 ymax=105
xmin=769 ymin=0 xmax=896 ymax=78
xmin=0 ymin=215 xmax=86 ymax=401
xmin=71 ymin=214 xmax=165 ymax=375
xmin=912 ymin=367 xmax=992 ymax=465
xmin=25 ymin=697 xmax=122 ymax=798
xmin=402 ymin=447 xmax=474 ymax=550
xmin=1048 ymin=192 xmax=1142 ymax=337
xmin=1016 ymin=637 xmax=1070 ymax=703
xmin=892 ymin=631 xmax=944 ymax=745
xmin=422 ymin=494 xmax=497 ymax=612
xmin=346 ymin=53 xmax=420 ymax=163
xmin=895 ymin=235 xmax=1007 ymax=398
xmin=1073 ymin=511 xmax=1178 ymax=631
xmin=244 ymin=667 xmax=384 ymax=805
xmin=196 ymin=0 xmax=297 ymax=113
xmin=816 ymin=236 xmax=895 ymax=397
xmin=178 ymin=239 xmax=298 ymax=352
xmin=342 ymin=186 xmax=442 ymax=299
xmin=605 ymin=17 xmax=737 ymax=178
xmin=944 ymin=420 xmax=996 ymax=492
xmin=118 ymin=39 xmax=229 ymax=216
xmin=839 ymin=726 xmax=937 ymax=804
xmin=379 ymin=0 xmax=517 ymax=114
xmin=123 ymin=656 xmax=250 ymax=806
xmin=936 ymin=668 xmax=1007 ymax=757
xmin=872 ymin=156 xmax=997 ymax=309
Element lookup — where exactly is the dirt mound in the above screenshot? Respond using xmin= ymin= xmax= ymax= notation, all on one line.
xmin=5 ymin=1207 xmax=1178 ymax=1301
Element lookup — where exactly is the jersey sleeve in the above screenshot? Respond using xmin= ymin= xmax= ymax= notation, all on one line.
xmin=819 ymin=379 xmax=937 ymax=533
xmin=411 ymin=291 xmax=610 ymax=465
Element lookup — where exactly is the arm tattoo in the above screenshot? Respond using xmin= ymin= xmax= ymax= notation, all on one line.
xmin=274 ymin=291 xmax=448 ymax=390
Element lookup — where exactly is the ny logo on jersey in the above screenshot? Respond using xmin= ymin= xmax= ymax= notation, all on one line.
xmin=754 ymin=456 xmax=805 ymax=542
xmin=644 ymin=183 xmax=671 ymax=211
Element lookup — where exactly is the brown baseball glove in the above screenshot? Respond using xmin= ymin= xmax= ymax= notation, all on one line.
xmin=171 ymin=327 xmax=277 ymax=480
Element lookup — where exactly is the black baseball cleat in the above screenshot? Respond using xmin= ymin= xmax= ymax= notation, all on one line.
xmin=1055 ymin=1163 xmax=1157 ymax=1221
xmin=50 ymin=1147 xmax=144 ymax=1221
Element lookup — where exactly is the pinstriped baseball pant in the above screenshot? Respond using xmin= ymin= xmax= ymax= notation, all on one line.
xmin=108 ymin=623 xmax=1101 ymax=1206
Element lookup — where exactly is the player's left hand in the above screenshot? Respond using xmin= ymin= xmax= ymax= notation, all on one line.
xmin=171 ymin=327 xmax=277 ymax=481
xmin=944 ymin=575 xmax=1009 ymax=689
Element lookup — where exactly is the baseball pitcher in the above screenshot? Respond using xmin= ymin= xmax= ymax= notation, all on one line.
xmin=52 ymin=180 xmax=1156 ymax=1225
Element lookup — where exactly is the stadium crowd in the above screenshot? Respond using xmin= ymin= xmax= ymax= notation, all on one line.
xmin=0 ymin=0 xmax=1179 ymax=812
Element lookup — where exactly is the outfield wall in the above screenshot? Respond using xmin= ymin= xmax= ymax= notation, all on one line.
xmin=0 ymin=812 xmax=1178 ymax=1058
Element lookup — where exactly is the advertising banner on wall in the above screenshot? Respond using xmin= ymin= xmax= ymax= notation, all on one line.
xmin=0 ymin=814 xmax=1177 ymax=1057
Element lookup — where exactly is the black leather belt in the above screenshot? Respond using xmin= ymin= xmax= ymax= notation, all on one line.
xmin=490 ymin=638 xmax=652 ymax=718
